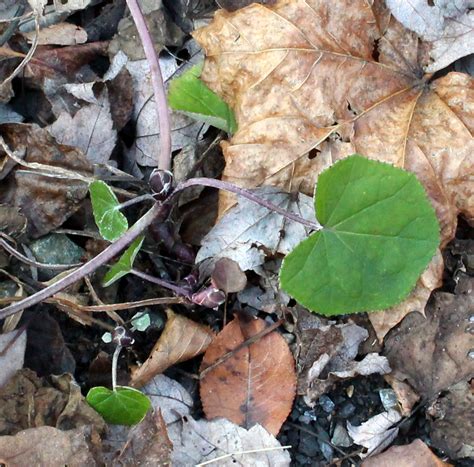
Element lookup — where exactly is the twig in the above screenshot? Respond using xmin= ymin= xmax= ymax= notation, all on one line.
xmin=195 ymin=445 xmax=292 ymax=466
xmin=112 ymin=345 xmax=122 ymax=391
xmin=173 ymin=178 xmax=322 ymax=231
xmin=0 ymin=203 xmax=164 ymax=321
xmin=125 ymin=0 xmax=171 ymax=170
xmin=1 ymin=13 xmax=40 ymax=87
xmin=130 ymin=268 xmax=192 ymax=297
xmin=200 ymin=319 xmax=284 ymax=379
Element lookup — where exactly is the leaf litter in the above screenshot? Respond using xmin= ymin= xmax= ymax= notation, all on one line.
xmin=0 ymin=0 xmax=472 ymax=464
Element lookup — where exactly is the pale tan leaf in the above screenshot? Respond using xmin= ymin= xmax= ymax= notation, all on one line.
xmin=23 ymin=23 xmax=87 ymax=46
xmin=0 ymin=330 xmax=26 ymax=388
xmin=131 ymin=309 xmax=215 ymax=387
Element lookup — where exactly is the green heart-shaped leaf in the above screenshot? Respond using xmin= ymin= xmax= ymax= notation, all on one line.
xmin=280 ymin=155 xmax=439 ymax=315
xmin=168 ymin=64 xmax=237 ymax=134
xmin=103 ymin=236 xmax=144 ymax=287
xmin=86 ymin=386 xmax=151 ymax=426
xmin=89 ymin=180 xmax=128 ymax=242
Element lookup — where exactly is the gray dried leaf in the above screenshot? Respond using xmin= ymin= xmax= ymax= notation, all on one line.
xmin=196 ymin=187 xmax=315 ymax=271
xmin=347 ymin=409 xmax=402 ymax=457
xmin=386 ymin=0 xmax=474 ymax=71
xmin=211 ymin=258 xmax=247 ymax=293
xmin=0 ymin=330 xmax=26 ymax=388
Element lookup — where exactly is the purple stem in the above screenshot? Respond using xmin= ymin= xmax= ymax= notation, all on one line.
xmin=130 ymin=269 xmax=192 ymax=297
xmin=173 ymin=178 xmax=322 ymax=231
xmin=125 ymin=0 xmax=172 ymax=171
xmin=0 ymin=203 xmax=163 ymax=321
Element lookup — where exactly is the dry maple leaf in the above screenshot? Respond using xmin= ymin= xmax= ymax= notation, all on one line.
xmin=194 ymin=0 xmax=473 ymax=247
xmin=200 ymin=313 xmax=296 ymax=436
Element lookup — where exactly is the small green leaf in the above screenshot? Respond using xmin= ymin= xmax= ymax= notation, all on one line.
xmin=103 ymin=236 xmax=144 ymax=287
xmin=89 ymin=180 xmax=128 ymax=242
xmin=280 ymin=155 xmax=440 ymax=315
xmin=86 ymin=386 xmax=151 ymax=426
xmin=168 ymin=64 xmax=237 ymax=134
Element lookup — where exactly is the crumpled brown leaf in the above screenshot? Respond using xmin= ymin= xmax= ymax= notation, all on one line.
xmin=0 ymin=123 xmax=93 ymax=238
xmin=200 ymin=313 xmax=296 ymax=435
xmin=428 ymin=381 xmax=474 ymax=460
xmin=386 ymin=0 xmax=474 ymax=72
xmin=0 ymin=369 xmax=105 ymax=436
xmin=362 ymin=438 xmax=451 ymax=467
xmin=384 ymin=278 xmax=474 ymax=399
xmin=131 ymin=309 xmax=215 ymax=387
xmin=0 ymin=425 xmax=100 ymax=467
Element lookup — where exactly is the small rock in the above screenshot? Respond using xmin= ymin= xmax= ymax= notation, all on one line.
xmin=339 ymin=401 xmax=356 ymax=418
xmin=379 ymin=388 xmax=398 ymax=411
xmin=331 ymin=423 xmax=353 ymax=447
xmin=299 ymin=431 xmax=319 ymax=457
xmin=319 ymin=395 xmax=335 ymax=413
xmin=298 ymin=414 xmax=312 ymax=424
xmin=319 ymin=441 xmax=334 ymax=461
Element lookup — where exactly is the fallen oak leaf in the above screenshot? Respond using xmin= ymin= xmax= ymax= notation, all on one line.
xmin=194 ymin=0 xmax=473 ymax=246
xmin=200 ymin=312 xmax=296 ymax=436
xmin=130 ymin=309 xmax=215 ymax=387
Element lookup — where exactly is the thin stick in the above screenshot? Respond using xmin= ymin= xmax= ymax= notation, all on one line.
xmin=130 ymin=269 xmax=191 ymax=297
xmin=200 ymin=319 xmax=283 ymax=379
xmin=196 ymin=445 xmax=292 ymax=466
xmin=125 ymin=0 xmax=171 ymax=170
xmin=174 ymin=178 xmax=322 ymax=231
xmin=1 ymin=13 xmax=39 ymax=87
xmin=0 ymin=203 xmax=164 ymax=321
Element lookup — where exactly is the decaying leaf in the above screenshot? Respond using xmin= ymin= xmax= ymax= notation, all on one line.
xmin=171 ymin=416 xmax=290 ymax=466
xmin=200 ymin=313 xmax=296 ymax=435
xmin=384 ymin=375 xmax=420 ymax=417
xmin=0 ymin=330 xmax=26 ymax=388
xmin=196 ymin=187 xmax=315 ymax=271
xmin=348 ymin=409 xmax=402 ymax=457
xmin=292 ymin=308 xmax=391 ymax=404
xmin=142 ymin=374 xmax=194 ymax=425
xmin=131 ymin=309 xmax=215 ymax=387
xmin=48 ymin=87 xmax=117 ymax=166
xmin=386 ymin=0 xmax=474 ymax=72
xmin=368 ymin=249 xmax=444 ymax=341
xmin=428 ymin=381 xmax=474 ymax=460
xmin=120 ymin=53 xmax=206 ymax=167
xmin=195 ymin=1 xmax=473 ymax=245
xmin=362 ymin=438 xmax=451 ymax=467
xmin=0 ymin=205 xmax=27 ymax=238
xmin=23 ymin=23 xmax=88 ymax=46
xmin=103 ymin=410 xmax=172 ymax=466
xmin=0 ymin=425 xmax=99 ymax=466
xmin=384 ymin=279 xmax=474 ymax=399
xmin=0 ymin=123 xmax=93 ymax=238
xmin=0 ymin=369 xmax=105 ymax=435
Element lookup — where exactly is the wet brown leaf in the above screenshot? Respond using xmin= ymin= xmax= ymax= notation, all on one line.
xmin=0 ymin=425 xmax=100 ymax=467
xmin=131 ymin=309 xmax=215 ymax=387
xmin=428 ymin=381 xmax=474 ymax=460
xmin=362 ymin=438 xmax=451 ymax=467
xmin=0 ymin=123 xmax=93 ymax=238
xmin=200 ymin=313 xmax=296 ymax=435
xmin=384 ymin=279 xmax=474 ymax=399
xmin=194 ymin=1 xmax=473 ymax=247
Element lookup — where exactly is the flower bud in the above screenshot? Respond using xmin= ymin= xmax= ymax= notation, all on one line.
xmin=191 ymin=287 xmax=226 ymax=308
xmin=112 ymin=326 xmax=134 ymax=347
xmin=149 ymin=169 xmax=174 ymax=201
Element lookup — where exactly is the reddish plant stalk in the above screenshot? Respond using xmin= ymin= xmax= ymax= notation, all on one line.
xmin=125 ymin=0 xmax=172 ymax=171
